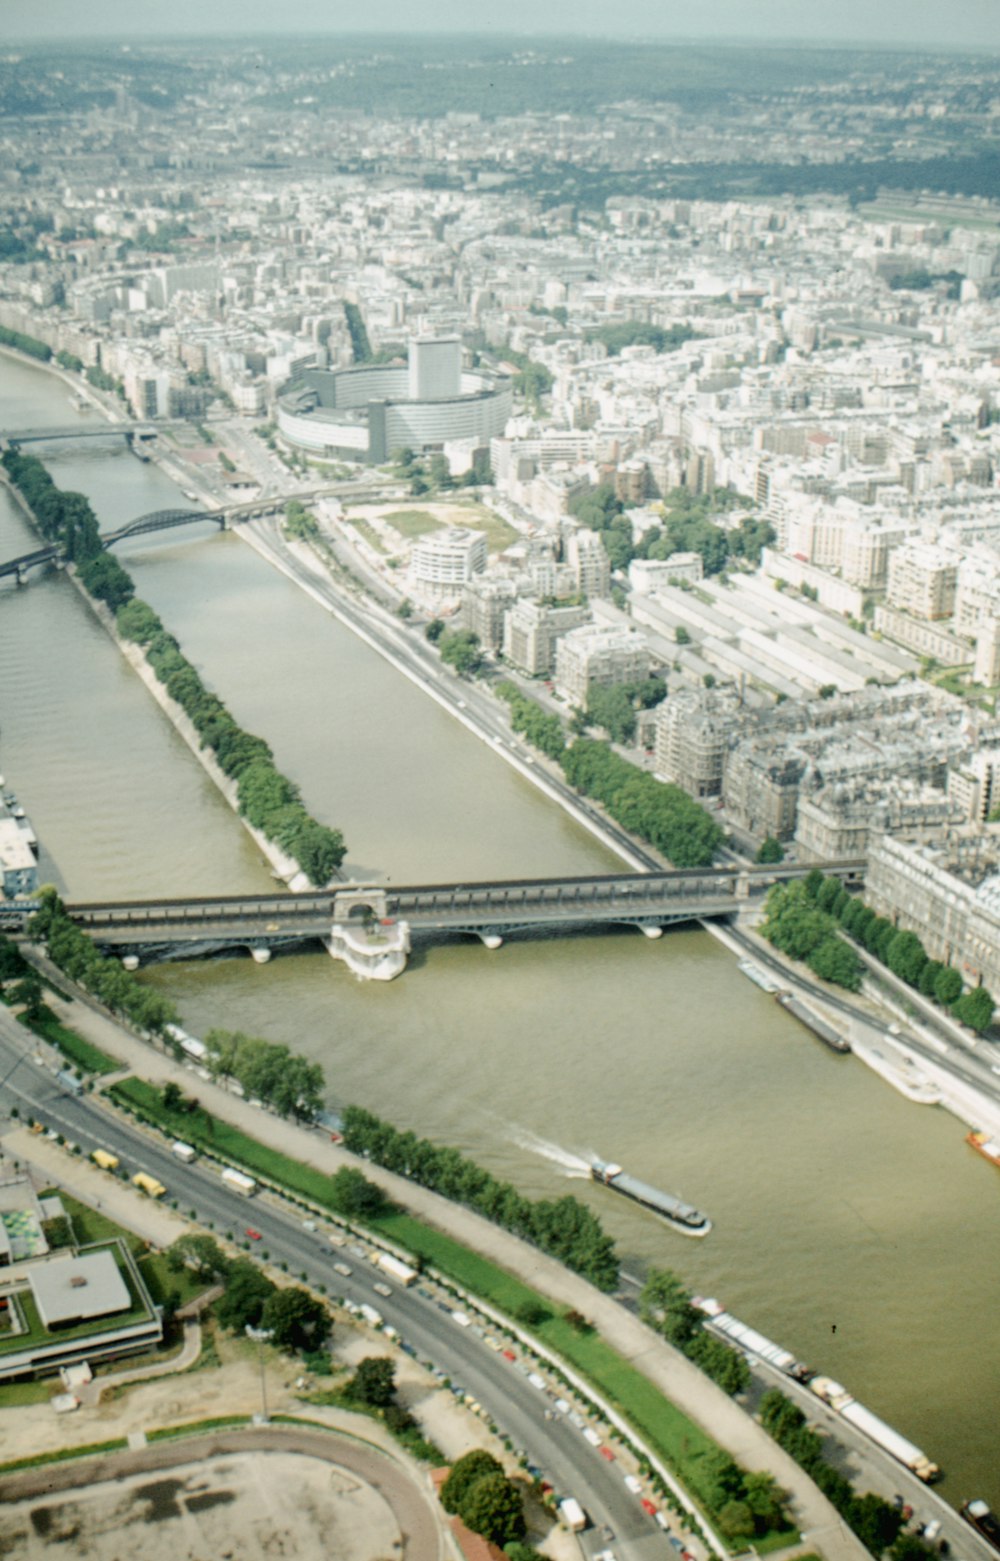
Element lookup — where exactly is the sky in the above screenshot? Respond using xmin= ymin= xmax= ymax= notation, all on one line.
xmin=3 ymin=0 xmax=999 ymax=50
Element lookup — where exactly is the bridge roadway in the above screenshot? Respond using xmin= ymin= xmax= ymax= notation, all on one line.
xmin=60 ymin=861 xmax=865 ymax=962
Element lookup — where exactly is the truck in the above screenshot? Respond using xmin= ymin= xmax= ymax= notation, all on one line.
xmin=221 ymin=1167 xmax=257 ymax=1198
xmin=171 ymin=1141 xmax=196 ymax=1164
xmin=559 ymin=1497 xmax=587 ymax=1533
xmin=56 ymin=1069 xmax=83 ymax=1096
xmin=371 ymin=1251 xmax=418 ymax=1287
xmin=132 ymin=1172 xmax=166 ymax=1198
xmin=91 ymin=1149 xmax=119 ymax=1171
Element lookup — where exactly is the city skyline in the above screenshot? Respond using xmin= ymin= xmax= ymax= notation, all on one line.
xmin=4 ymin=0 xmax=1000 ymax=49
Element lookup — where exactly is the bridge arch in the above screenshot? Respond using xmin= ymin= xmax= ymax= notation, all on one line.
xmin=334 ymin=888 xmax=388 ymax=923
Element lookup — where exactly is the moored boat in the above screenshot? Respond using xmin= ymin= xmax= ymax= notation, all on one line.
xmin=966 ymin=1130 xmax=1000 ymax=1169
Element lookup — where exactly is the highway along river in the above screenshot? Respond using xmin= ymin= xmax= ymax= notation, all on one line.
xmin=1 ymin=352 xmax=997 ymax=1507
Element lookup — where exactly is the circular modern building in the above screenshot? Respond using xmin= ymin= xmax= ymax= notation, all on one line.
xmin=277 ymin=336 xmax=512 ymax=463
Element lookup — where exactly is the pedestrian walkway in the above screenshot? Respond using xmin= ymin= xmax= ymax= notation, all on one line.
xmin=78 ymin=1321 xmax=202 ymax=1406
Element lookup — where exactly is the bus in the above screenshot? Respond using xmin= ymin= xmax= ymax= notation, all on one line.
xmin=221 ymin=1167 xmax=257 ymax=1198
xmin=132 ymin=1172 xmax=166 ymax=1198
xmin=91 ymin=1149 xmax=119 ymax=1171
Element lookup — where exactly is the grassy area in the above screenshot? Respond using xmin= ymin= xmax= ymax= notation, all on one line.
xmin=0 ymin=1376 xmax=60 ymax=1408
xmin=109 ymin=1078 xmax=335 ymax=1204
xmin=303 ymin=1384 xmax=444 ymax=1463
xmin=381 ymin=503 xmax=517 ymax=554
xmin=380 ymin=508 xmax=440 ymax=539
xmin=138 ymin=1250 xmax=210 ymax=1310
xmin=18 ymin=1008 xmax=117 ymax=1075
xmin=0 ymin=1438 xmax=128 ymax=1475
xmin=147 ymin=1415 xmax=250 ymax=1442
xmin=347 ymin=517 xmax=388 ymax=555
xmin=57 ymin=1191 xmax=143 ymax=1254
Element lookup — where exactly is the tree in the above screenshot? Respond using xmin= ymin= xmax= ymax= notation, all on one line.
xmin=345 ymin=1355 xmax=397 ymax=1408
xmin=756 ymin=836 xmax=784 ymax=864
xmin=718 ymin=1500 xmax=756 ymax=1541
xmin=10 ymin=975 xmax=45 ymax=1021
xmin=886 ymin=930 xmax=928 ymax=988
xmin=214 ymin=1259 xmax=276 ymax=1331
xmin=439 ymin=629 xmax=482 ymax=675
xmin=933 ymin=966 xmax=963 ymax=1006
xmin=425 ymin=618 xmax=446 ymax=643
xmin=953 ymin=985 xmax=995 ymax=1033
xmin=919 ymin=958 xmax=944 ymax=997
xmin=675 ymin=624 xmax=691 ymax=645
xmin=162 ymin=1080 xmax=184 ymax=1113
xmin=460 ymin=1474 xmax=526 ymax=1546
xmin=167 ymin=1233 xmax=230 ymax=1282
xmin=807 ymin=936 xmax=862 ymax=992
xmin=440 ymin=1450 xmax=505 ymax=1514
xmin=261 ymin=1286 xmax=329 ymax=1352
xmin=329 ymin=1165 xmax=388 ymax=1219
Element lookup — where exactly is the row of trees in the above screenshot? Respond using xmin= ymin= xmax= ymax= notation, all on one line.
xmin=110 ymin=594 xmax=346 ymax=886
xmin=341 ymin=1105 xmax=620 ymax=1290
xmin=760 ymin=879 xmax=864 ymax=992
xmin=202 ymin=1027 xmax=325 ymax=1122
xmin=769 ymin=870 xmax=996 ymax=1031
xmin=759 ymin=1388 xmax=922 ymax=1559
xmin=2 ymin=450 xmax=102 ymax=562
xmin=584 ymin=321 xmax=698 ymax=357
xmin=0 ymin=324 xmax=51 ymax=361
xmin=496 ymin=681 xmax=566 ymax=760
xmin=559 ymin=739 xmax=723 ymax=867
xmin=28 ymin=888 xmax=178 ymax=1035
xmin=437 ymin=627 xmax=482 ymax=675
xmin=640 ymin=1269 xmax=751 ymax=1400
xmin=167 ymin=1232 xmax=327 ymax=1349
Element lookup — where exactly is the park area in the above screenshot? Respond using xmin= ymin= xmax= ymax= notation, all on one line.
xmin=345 ymin=499 xmax=518 ymax=557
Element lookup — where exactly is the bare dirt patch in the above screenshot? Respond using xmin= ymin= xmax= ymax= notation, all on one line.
xmin=0 ymin=1451 xmax=400 ymax=1561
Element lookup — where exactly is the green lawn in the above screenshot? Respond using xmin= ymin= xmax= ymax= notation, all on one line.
xmin=57 ymin=1191 xmax=144 ymax=1254
xmin=18 ymin=1009 xmax=117 ymax=1074
xmin=110 ymin=1079 xmax=335 ymax=1205
xmin=380 ymin=508 xmax=440 ymax=539
xmin=381 ymin=504 xmax=517 ymax=555
xmin=347 ymin=518 xmax=388 ymax=555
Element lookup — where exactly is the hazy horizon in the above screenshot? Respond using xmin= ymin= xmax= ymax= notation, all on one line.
xmin=4 ymin=0 xmax=999 ymax=51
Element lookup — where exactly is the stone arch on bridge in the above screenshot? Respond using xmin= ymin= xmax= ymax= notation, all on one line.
xmin=333 ymin=888 xmax=388 ymax=924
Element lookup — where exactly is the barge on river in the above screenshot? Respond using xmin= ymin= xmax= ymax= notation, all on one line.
xmin=590 ymin=1158 xmax=711 ymax=1237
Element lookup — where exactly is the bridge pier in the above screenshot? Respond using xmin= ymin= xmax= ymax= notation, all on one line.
xmin=477 ymin=932 xmax=504 ymax=950
xmin=638 ymin=924 xmax=663 ymax=939
xmin=251 ymin=947 xmax=272 ymax=964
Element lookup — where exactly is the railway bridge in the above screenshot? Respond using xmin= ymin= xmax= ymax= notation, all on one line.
xmin=41 ymin=860 xmax=865 ymax=980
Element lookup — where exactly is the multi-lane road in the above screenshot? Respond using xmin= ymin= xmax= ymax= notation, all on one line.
xmin=0 ymin=1005 xmax=685 ymax=1561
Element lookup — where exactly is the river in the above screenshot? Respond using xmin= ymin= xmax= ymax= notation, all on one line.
xmin=1 ymin=351 xmax=996 ymax=1507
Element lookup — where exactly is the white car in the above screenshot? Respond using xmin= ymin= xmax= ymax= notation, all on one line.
xmin=624 ymin=1474 xmax=643 ymax=1495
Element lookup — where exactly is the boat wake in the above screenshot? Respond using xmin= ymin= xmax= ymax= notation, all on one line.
xmin=507 ymin=1125 xmax=593 ymax=1177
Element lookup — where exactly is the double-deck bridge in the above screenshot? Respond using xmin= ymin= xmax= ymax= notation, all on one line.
xmin=40 ymin=860 xmax=865 ymax=976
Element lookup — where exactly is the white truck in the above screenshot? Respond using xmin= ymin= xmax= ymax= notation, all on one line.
xmin=371 ymin=1251 xmax=418 ymax=1287
xmin=221 ymin=1166 xmax=257 ymax=1198
xmin=171 ymin=1141 xmax=196 ymax=1164
xmin=559 ymin=1497 xmax=587 ymax=1533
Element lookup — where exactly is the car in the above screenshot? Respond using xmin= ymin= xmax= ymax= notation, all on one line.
xmin=245 ymin=1227 xmax=262 ymax=1241
xmin=641 ymin=1499 xmax=658 ymax=1518
xmin=924 ymin=1522 xmax=942 ymax=1542
xmin=599 ymin=1445 xmax=616 ymax=1462
xmin=373 ymin=1281 xmax=392 ymax=1298
xmin=624 ymin=1475 xmax=642 ymax=1494
xmin=669 ymin=1537 xmax=685 ymax=1552
xmin=502 ymin=1349 xmax=517 ymax=1362
xmin=302 ymin=1219 xmax=317 ymax=1231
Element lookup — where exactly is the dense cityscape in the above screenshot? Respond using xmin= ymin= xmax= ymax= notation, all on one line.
xmin=1 ymin=24 xmax=999 ymax=1561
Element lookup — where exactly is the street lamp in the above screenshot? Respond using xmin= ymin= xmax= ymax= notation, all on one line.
xmin=245 ymin=1325 xmax=274 ymax=1424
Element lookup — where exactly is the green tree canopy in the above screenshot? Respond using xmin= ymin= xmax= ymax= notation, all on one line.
xmin=345 ymin=1355 xmax=397 ymax=1408
xmin=214 ymin=1259 xmax=276 ymax=1332
xmin=261 ymin=1286 xmax=329 ymax=1352
xmin=441 ymin=1450 xmax=505 ymax=1514
xmin=460 ymin=1472 xmax=526 ymax=1548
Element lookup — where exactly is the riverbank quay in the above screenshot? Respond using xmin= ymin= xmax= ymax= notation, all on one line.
xmin=0 ymin=341 xmax=120 ymax=423
xmin=8 ymin=972 xmax=867 ymax=1561
xmin=714 ymin=921 xmax=1000 ymax=1139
